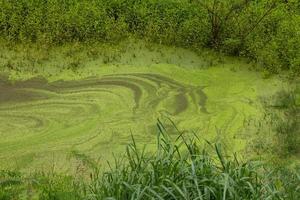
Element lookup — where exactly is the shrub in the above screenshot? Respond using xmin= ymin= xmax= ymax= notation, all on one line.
xmin=1 ymin=0 xmax=299 ymax=74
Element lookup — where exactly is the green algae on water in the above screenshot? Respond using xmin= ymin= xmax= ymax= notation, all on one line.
xmin=0 ymin=40 xmax=284 ymax=171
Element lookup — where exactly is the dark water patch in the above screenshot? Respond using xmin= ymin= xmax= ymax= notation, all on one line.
xmin=197 ymin=88 xmax=208 ymax=113
xmin=14 ymin=76 xmax=49 ymax=89
xmin=190 ymin=87 xmax=208 ymax=114
xmin=174 ymin=90 xmax=189 ymax=115
xmin=0 ymin=88 xmax=45 ymax=103
xmin=0 ymin=76 xmax=49 ymax=104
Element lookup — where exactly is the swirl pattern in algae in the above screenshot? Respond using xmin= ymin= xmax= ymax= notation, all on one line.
xmin=0 ymin=64 xmax=282 ymax=170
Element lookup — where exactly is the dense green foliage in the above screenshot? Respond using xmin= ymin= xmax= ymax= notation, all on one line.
xmin=0 ymin=0 xmax=299 ymax=75
xmin=1 ymin=122 xmax=299 ymax=200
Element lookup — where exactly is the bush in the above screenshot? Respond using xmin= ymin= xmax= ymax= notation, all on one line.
xmin=0 ymin=0 xmax=299 ymax=74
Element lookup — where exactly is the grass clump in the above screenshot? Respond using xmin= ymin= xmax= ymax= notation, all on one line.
xmin=87 ymin=121 xmax=276 ymax=200
xmin=2 ymin=121 xmax=298 ymax=199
